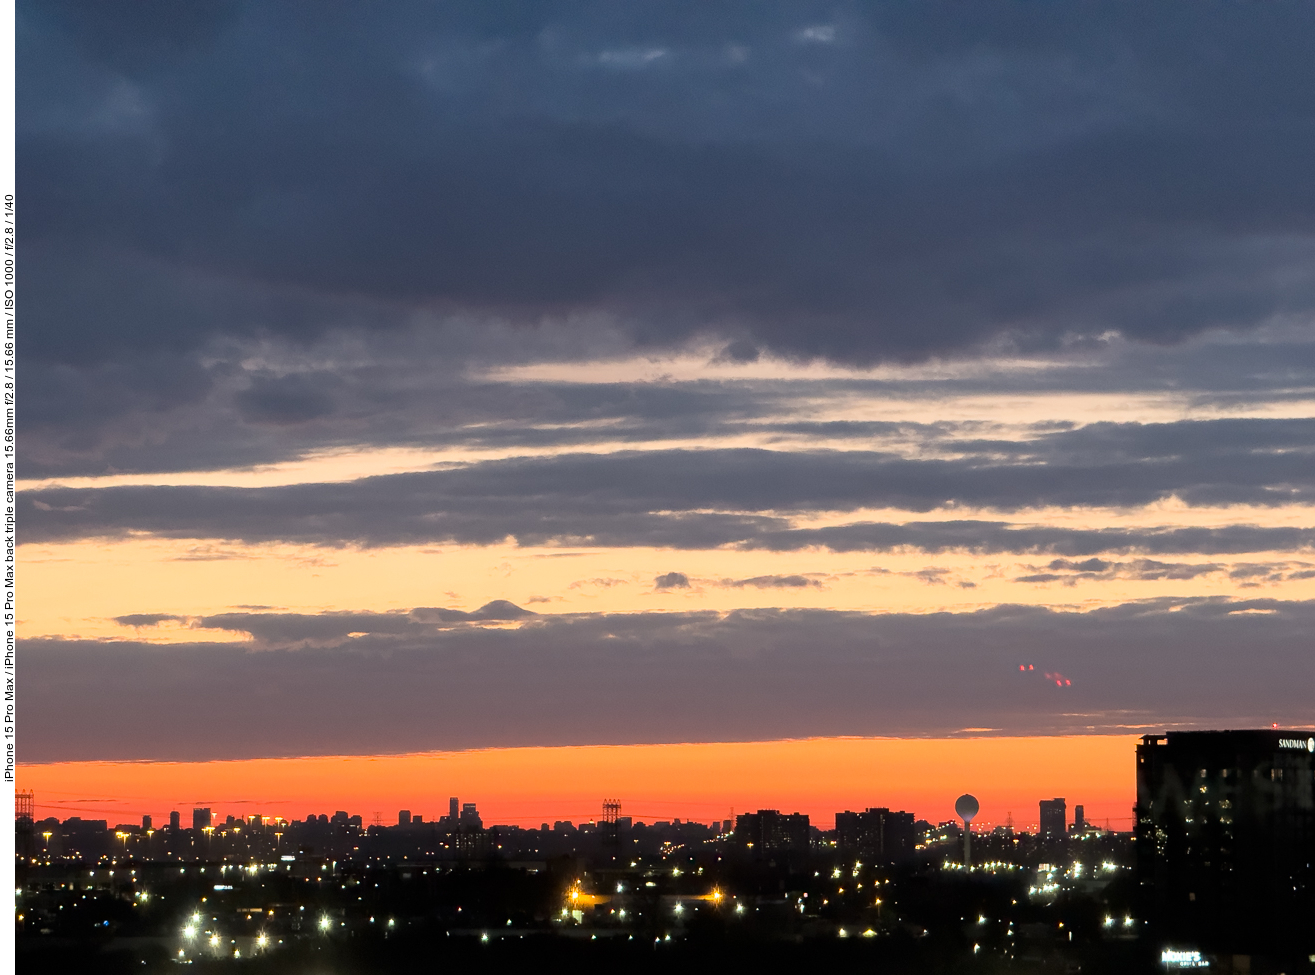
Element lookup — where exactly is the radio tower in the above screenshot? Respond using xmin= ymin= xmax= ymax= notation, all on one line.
xmin=601 ymin=800 xmax=621 ymax=859
xmin=16 ymin=791 xmax=35 ymax=859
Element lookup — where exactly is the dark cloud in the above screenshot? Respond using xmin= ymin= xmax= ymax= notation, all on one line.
xmin=722 ymin=575 xmax=820 ymax=589
xmin=17 ymin=326 xmax=1315 ymax=480
xmin=751 ymin=522 xmax=1315 ymax=558
xmin=112 ymin=613 xmax=187 ymax=628
xmin=23 ymin=598 xmax=1315 ymax=762
xmin=193 ymin=601 xmax=535 ymax=646
xmin=22 ymin=425 xmax=1315 ymax=546
xmin=411 ymin=600 xmax=537 ymax=622
xmin=1015 ymin=559 xmax=1225 ymax=585
xmin=654 ymin=572 xmax=690 ymax=590
xmin=233 ymin=373 xmax=338 ymax=426
xmin=20 ymin=0 xmax=1315 ymax=382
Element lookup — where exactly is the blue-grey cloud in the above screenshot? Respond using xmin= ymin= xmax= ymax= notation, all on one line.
xmin=112 ymin=613 xmax=187 ymax=628
xmin=722 ymin=575 xmax=820 ymax=589
xmin=22 ymin=425 xmax=1315 ymax=546
xmin=21 ymin=0 xmax=1315 ymax=379
xmin=22 ymin=598 xmax=1315 ymax=762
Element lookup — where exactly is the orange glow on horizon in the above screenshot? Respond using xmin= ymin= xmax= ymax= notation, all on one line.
xmin=20 ymin=735 xmax=1137 ymax=832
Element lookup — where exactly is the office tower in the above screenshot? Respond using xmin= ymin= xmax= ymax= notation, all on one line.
xmin=169 ymin=810 xmax=180 ymax=830
xmin=460 ymin=803 xmax=482 ymax=829
xmin=141 ymin=815 xmax=151 ymax=830
xmin=1072 ymin=804 xmax=1084 ymax=832
xmin=1136 ymin=731 xmax=1315 ymax=957
xmin=1039 ymin=798 xmax=1066 ymax=840
xmin=834 ymin=808 xmax=916 ymax=862
xmin=449 ymin=797 xmax=459 ymax=821
xmin=398 ymin=810 xmax=411 ymax=826
xmin=192 ymin=807 xmax=212 ymax=831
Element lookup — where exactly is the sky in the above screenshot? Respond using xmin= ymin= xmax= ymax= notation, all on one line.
xmin=18 ymin=1 xmax=1315 ymax=827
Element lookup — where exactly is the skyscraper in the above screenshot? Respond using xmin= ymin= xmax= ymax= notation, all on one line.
xmin=1136 ymin=731 xmax=1315 ymax=957
xmin=1039 ymin=798 xmax=1066 ymax=840
xmin=191 ymin=807 xmax=211 ymax=831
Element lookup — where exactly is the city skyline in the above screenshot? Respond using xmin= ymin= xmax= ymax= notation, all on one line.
xmin=19 ymin=734 xmax=1148 ymax=831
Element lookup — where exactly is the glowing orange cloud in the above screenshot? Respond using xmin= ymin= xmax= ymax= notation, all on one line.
xmin=21 ymin=735 xmax=1136 ymax=832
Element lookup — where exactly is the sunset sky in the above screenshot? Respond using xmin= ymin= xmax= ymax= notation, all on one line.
xmin=18 ymin=2 xmax=1315 ymax=829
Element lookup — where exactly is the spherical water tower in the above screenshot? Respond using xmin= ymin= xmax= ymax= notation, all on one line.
xmin=955 ymin=793 xmax=979 ymax=866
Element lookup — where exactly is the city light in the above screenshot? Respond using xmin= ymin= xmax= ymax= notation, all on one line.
xmin=21 ymin=731 xmax=1311 ymax=968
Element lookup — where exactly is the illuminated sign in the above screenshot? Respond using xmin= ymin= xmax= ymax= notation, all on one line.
xmin=1277 ymin=737 xmax=1315 ymax=752
xmin=1161 ymin=948 xmax=1209 ymax=969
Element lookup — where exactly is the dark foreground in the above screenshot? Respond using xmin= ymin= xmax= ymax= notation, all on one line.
xmin=21 ymin=927 xmax=1160 ymax=975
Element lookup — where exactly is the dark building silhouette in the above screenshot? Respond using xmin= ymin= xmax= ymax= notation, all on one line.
xmin=1136 ymin=730 xmax=1315 ymax=957
xmin=834 ymin=807 xmax=915 ymax=862
xmin=141 ymin=815 xmax=151 ymax=830
xmin=16 ymin=791 xmax=35 ymax=859
xmin=169 ymin=810 xmax=180 ymax=830
xmin=1071 ymin=805 xmax=1084 ymax=832
xmin=191 ymin=807 xmax=211 ymax=831
xmin=1039 ymin=798 xmax=1066 ymax=840
xmin=398 ymin=810 xmax=411 ymax=826
xmin=600 ymin=800 xmax=621 ymax=855
xmin=735 ymin=810 xmax=810 ymax=861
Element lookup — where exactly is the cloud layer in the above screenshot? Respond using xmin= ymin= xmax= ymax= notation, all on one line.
xmin=23 ymin=598 xmax=1315 ymax=762
xmin=19 ymin=2 xmax=1315 ymax=765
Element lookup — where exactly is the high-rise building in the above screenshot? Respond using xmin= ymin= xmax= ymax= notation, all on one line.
xmin=192 ymin=808 xmax=212 ymax=831
xmin=141 ymin=815 xmax=152 ymax=830
xmin=398 ymin=810 xmax=411 ymax=826
xmin=169 ymin=810 xmax=180 ymax=830
xmin=1039 ymin=798 xmax=1066 ymax=840
xmin=460 ymin=803 xmax=482 ymax=829
xmin=449 ymin=797 xmax=459 ymax=821
xmin=1072 ymin=804 xmax=1084 ymax=832
xmin=1136 ymin=731 xmax=1315 ymax=957
xmin=735 ymin=810 xmax=811 ymax=861
xmin=834 ymin=807 xmax=916 ymax=862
